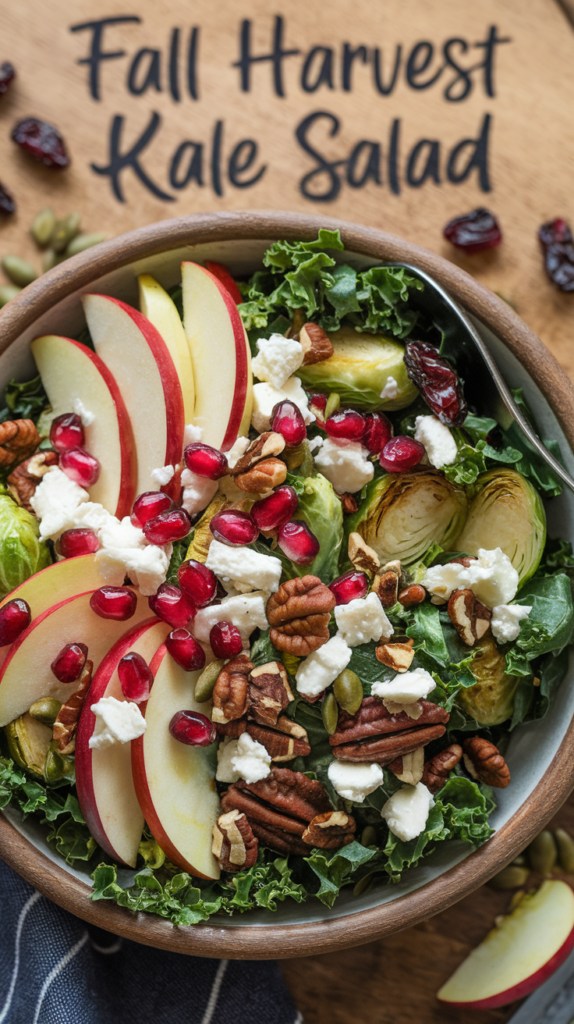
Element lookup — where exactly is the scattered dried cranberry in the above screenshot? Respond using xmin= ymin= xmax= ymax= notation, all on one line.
xmin=251 ymin=485 xmax=298 ymax=532
xmin=0 ymin=598 xmax=31 ymax=646
xmin=178 ymin=560 xmax=217 ymax=608
xmin=131 ymin=491 xmax=174 ymax=528
xmin=210 ymin=621 xmax=243 ymax=659
xmin=0 ymin=182 xmax=15 ymax=216
xmin=325 ymin=409 xmax=366 ymax=442
xmin=277 ymin=520 xmax=320 ymax=565
xmin=539 ymin=219 xmax=574 ymax=293
xmin=169 ymin=709 xmax=216 ymax=747
xmin=50 ymin=412 xmax=84 ymax=452
xmin=59 ymin=528 xmax=99 ymax=558
xmin=443 ymin=208 xmax=502 ymax=254
xmin=11 ymin=118 xmax=70 ymax=169
xmin=363 ymin=412 xmax=392 ymax=454
xmin=0 ymin=62 xmax=15 ymax=96
xmin=90 ymin=587 xmax=136 ymax=621
xmin=404 ymin=340 xmax=468 ymax=427
xmin=380 ymin=436 xmax=425 ymax=473
xmin=148 ymin=584 xmax=195 ymax=629
xmin=118 ymin=652 xmax=153 ymax=703
xmin=329 ymin=571 xmax=368 ymax=605
xmin=51 ymin=642 xmax=87 ymax=683
xmin=210 ymin=509 xmax=258 ymax=546
xmin=166 ymin=628 xmax=206 ymax=672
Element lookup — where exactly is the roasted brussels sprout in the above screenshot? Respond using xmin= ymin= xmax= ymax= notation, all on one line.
xmin=458 ymin=636 xmax=520 ymax=725
xmin=296 ymin=326 xmax=418 ymax=411
xmin=292 ymin=473 xmax=343 ymax=582
xmin=5 ymin=712 xmax=52 ymax=778
xmin=0 ymin=489 xmax=51 ymax=598
xmin=346 ymin=470 xmax=467 ymax=566
xmin=455 ymin=469 xmax=546 ymax=585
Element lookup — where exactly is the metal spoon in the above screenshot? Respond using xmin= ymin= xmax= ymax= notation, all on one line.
xmin=385 ymin=261 xmax=574 ymax=495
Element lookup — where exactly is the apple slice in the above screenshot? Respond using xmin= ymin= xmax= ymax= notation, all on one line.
xmin=31 ymin=335 xmax=137 ymax=518
xmin=181 ymin=261 xmax=252 ymax=450
xmin=131 ymin=642 xmax=220 ymax=880
xmin=204 ymin=261 xmax=243 ymax=305
xmin=0 ymin=586 xmax=149 ymax=727
xmin=82 ymin=294 xmax=185 ymax=495
xmin=138 ymin=275 xmax=195 ymax=423
xmin=76 ymin=617 xmax=169 ymax=867
xmin=437 ymin=880 xmax=574 ymax=1009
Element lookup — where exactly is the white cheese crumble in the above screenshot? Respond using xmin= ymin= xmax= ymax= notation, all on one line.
xmin=30 ymin=467 xmax=89 ymax=540
xmin=193 ymin=592 xmax=269 ymax=645
xmin=151 ymin=464 xmax=175 ymax=487
xmin=180 ymin=469 xmax=218 ymax=516
xmin=414 ymin=415 xmax=457 ymax=469
xmin=335 ymin=591 xmax=394 ymax=646
xmin=251 ymin=333 xmax=304 ymax=390
xmin=313 ymin=437 xmax=374 ymax=495
xmin=327 ymin=760 xmax=384 ymax=803
xmin=206 ymin=539 xmax=282 ymax=595
xmin=381 ymin=782 xmax=434 ymax=842
xmin=371 ymin=667 xmax=436 ymax=704
xmin=422 ymin=547 xmax=519 ymax=609
xmin=216 ymin=736 xmax=241 ymax=783
xmin=95 ymin=533 xmax=171 ymax=596
xmin=72 ymin=397 xmax=95 ymax=426
xmin=230 ymin=731 xmax=272 ymax=783
xmin=251 ymin=378 xmax=314 ymax=433
xmin=88 ymin=696 xmax=146 ymax=749
xmin=225 ymin=435 xmax=250 ymax=469
xmin=491 ymin=603 xmax=532 ymax=643
xmin=380 ymin=376 xmax=398 ymax=400
xmin=296 ymin=635 xmax=352 ymax=698
xmin=183 ymin=423 xmax=203 ymax=446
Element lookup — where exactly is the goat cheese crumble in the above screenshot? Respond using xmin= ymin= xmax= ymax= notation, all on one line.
xmin=381 ymin=782 xmax=435 ymax=842
xmin=251 ymin=334 xmax=304 ymax=390
xmin=296 ymin=635 xmax=352 ymax=697
xmin=313 ymin=437 xmax=374 ymax=494
xmin=491 ymin=603 xmax=532 ymax=643
xmin=193 ymin=592 xmax=269 ymax=645
xmin=335 ymin=591 xmax=393 ymax=646
xmin=380 ymin=376 xmax=398 ymax=400
xmin=414 ymin=415 xmax=457 ymax=469
xmin=371 ymin=667 xmax=436 ymax=705
xmin=151 ymin=464 xmax=175 ymax=487
xmin=206 ymin=539 xmax=282 ymax=595
xmin=422 ymin=547 xmax=519 ymax=608
xmin=89 ymin=696 xmax=146 ymax=749
xmin=327 ymin=761 xmax=384 ymax=803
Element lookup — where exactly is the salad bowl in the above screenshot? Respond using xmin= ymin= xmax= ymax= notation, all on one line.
xmin=0 ymin=211 xmax=573 ymax=959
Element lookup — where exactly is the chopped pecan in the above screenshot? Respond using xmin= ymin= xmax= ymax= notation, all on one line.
xmin=388 ymin=747 xmax=425 ymax=785
xmin=52 ymin=660 xmax=92 ymax=754
xmin=240 ymin=767 xmax=331 ymax=821
xmin=463 ymin=737 xmax=510 ymax=788
xmin=248 ymin=661 xmax=293 ymax=727
xmin=7 ymin=450 xmax=58 ymax=510
xmin=332 ymin=723 xmax=447 ymax=764
xmin=448 ymin=589 xmax=491 ymax=647
xmin=216 ymin=718 xmax=247 ymax=739
xmin=372 ymin=571 xmax=399 ymax=608
xmin=375 ymin=640 xmax=415 ymax=673
xmin=329 ymin=696 xmax=449 ymax=746
xmin=246 ymin=722 xmax=310 ymax=761
xmin=421 ymin=743 xmax=463 ymax=793
xmin=299 ymin=322 xmax=334 ymax=365
xmin=229 ymin=432 xmax=285 ymax=475
xmin=235 ymin=458 xmax=286 ymax=494
xmin=348 ymin=532 xmax=381 ymax=575
xmin=212 ymin=809 xmax=258 ymax=872
xmin=302 ymin=811 xmax=356 ymax=849
xmin=267 ymin=576 xmax=335 ymax=656
xmin=398 ymin=584 xmax=426 ymax=608
xmin=0 ymin=419 xmax=40 ymax=468
xmin=212 ymin=654 xmax=253 ymax=724
xmin=340 ymin=493 xmax=358 ymax=514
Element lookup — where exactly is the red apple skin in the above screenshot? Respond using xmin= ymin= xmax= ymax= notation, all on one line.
xmin=75 ymin=616 xmax=165 ymax=865
xmin=204 ymin=261 xmax=243 ymax=305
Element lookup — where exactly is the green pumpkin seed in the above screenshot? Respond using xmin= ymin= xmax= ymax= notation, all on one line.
xmin=527 ymin=830 xmax=557 ymax=876
xmin=195 ymin=659 xmax=225 ymax=703
xmin=353 ymin=871 xmax=376 ymax=897
xmin=333 ymin=669 xmax=363 ymax=714
xmin=138 ymin=838 xmax=166 ymax=870
xmin=360 ymin=825 xmax=377 ymax=848
xmin=31 ymin=207 xmax=56 ymax=247
xmin=325 ymin=393 xmax=340 ymax=419
xmin=0 ymin=284 xmax=21 ymax=307
xmin=50 ymin=212 xmax=81 ymax=253
xmin=321 ymin=692 xmax=339 ymax=735
xmin=66 ymin=232 xmax=107 ymax=257
xmin=44 ymin=741 xmax=75 ymax=785
xmin=29 ymin=697 xmax=62 ymax=726
xmin=488 ymin=865 xmax=530 ymax=890
xmin=554 ymin=828 xmax=574 ymax=873
xmin=2 ymin=255 xmax=37 ymax=287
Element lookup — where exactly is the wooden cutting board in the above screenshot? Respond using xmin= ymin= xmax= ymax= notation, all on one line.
xmin=1 ymin=1 xmax=574 ymax=1020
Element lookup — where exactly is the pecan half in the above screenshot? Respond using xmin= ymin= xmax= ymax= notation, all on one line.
xmin=329 ymin=696 xmax=448 ymax=746
xmin=216 ymin=719 xmax=247 ymax=739
xmin=340 ymin=493 xmax=358 ymax=514
xmin=388 ymin=746 xmax=425 ymax=785
xmin=267 ymin=576 xmax=335 ymax=656
xmin=240 ymin=767 xmax=331 ymax=821
xmin=448 ymin=589 xmax=491 ymax=647
xmin=212 ymin=809 xmax=258 ymax=872
xmin=235 ymin=458 xmax=286 ymax=494
xmin=7 ymin=450 xmax=58 ymax=511
xmin=52 ymin=660 xmax=92 ymax=754
xmin=299 ymin=322 xmax=334 ymax=365
xmin=372 ymin=571 xmax=399 ymax=608
xmin=422 ymin=744 xmax=463 ymax=793
xmin=398 ymin=585 xmax=426 ymax=608
xmin=248 ymin=661 xmax=293 ymax=727
xmin=0 ymin=419 xmax=40 ymax=468
xmin=229 ymin=432 xmax=285 ymax=475
xmin=212 ymin=654 xmax=253 ymax=724
xmin=332 ymin=723 xmax=447 ymax=764
xmin=302 ymin=811 xmax=356 ymax=849
xmin=463 ymin=737 xmax=510 ymax=788
xmin=249 ymin=820 xmax=310 ymax=856
xmin=376 ymin=640 xmax=415 ymax=673
xmin=246 ymin=722 xmax=311 ymax=761
xmin=348 ymin=532 xmax=381 ymax=576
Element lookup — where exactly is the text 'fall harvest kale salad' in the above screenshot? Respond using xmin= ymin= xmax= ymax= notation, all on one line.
xmin=0 ymin=228 xmax=572 ymax=925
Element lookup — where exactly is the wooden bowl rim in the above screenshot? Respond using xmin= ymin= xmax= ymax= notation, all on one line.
xmin=1 ymin=209 xmax=573 ymax=960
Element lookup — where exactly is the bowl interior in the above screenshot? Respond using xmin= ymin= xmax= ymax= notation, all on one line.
xmin=3 ymin=237 xmax=574 ymax=929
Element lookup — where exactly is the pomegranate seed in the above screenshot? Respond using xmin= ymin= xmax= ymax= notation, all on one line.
xmin=177 ymin=560 xmax=217 ymax=608
xmin=380 ymin=436 xmax=425 ymax=473
xmin=59 ymin=528 xmax=99 ymax=558
xmin=169 ymin=709 xmax=216 ymax=747
xmin=184 ymin=442 xmax=228 ymax=480
xmin=329 ymin=571 xmax=369 ymax=605
xmin=443 ymin=208 xmax=502 ymax=254
xmin=11 ymin=118 xmax=70 ymax=169
xmin=0 ymin=182 xmax=15 ymax=216
xmin=309 ymin=393 xmax=328 ymax=422
xmin=148 ymin=584 xmax=195 ymax=628
xmin=49 ymin=413 xmax=84 ymax=453
xmin=404 ymin=340 xmax=467 ymax=426
xmin=271 ymin=400 xmax=307 ymax=446
xmin=143 ymin=508 xmax=192 ymax=545
xmin=130 ymin=491 xmax=174 ymax=528
xmin=277 ymin=520 xmax=320 ymax=565
xmin=210 ymin=509 xmax=258 ymax=546
xmin=166 ymin=628 xmax=206 ymax=672
xmin=325 ymin=409 xmax=366 ymax=442
xmin=118 ymin=652 xmax=153 ymax=703
xmin=51 ymin=642 xmax=88 ymax=683
xmin=539 ymin=218 xmax=574 ymax=292
xmin=0 ymin=62 xmax=15 ymax=96
xmin=210 ymin=621 xmax=243 ymax=658
xmin=363 ymin=412 xmax=392 ymax=454
xmin=251 ymin=485 xmax=298 ymax=532
xmin=90 ymin=587 xmax=137 ymax=621
xmin=0 ymin=598 xmax=31 ymax=646
xmin=60 ymin=447 xmax=100 ymax=487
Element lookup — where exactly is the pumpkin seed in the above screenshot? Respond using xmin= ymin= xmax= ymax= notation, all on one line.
xmin=353 ymin=871 xmax=376 ymax=897
xmin=195 ymin=659 xmax=225 ymax=703
xmin=526 ymin=830 xmax=557 ymax=876
xmin=360 ymin=825 xmax=377 ymax=848
xmin=2 ymin=255 xmax=37 ymax=287
xmin=31 ymin=207 xmax=55 ymax=247
xmin=66 ymin=232 xmax=107 ymax=257
xmin=0 ymin=284 xmax=21 ymax=307
xmin=333 ymin=669 xmax=363 ymax=714
xmin=29 ymin=697 xmax=62 ymax=726
xmin=322 ymin=691 xmax=339 ymax=735
xmin=44 ymin=741 xmax=75 ymax=785
xmin=50 ymin=212 xmax=80 ymax=253
xmin=488 ymin=865 xmax=530 ymax=890
xmin=325 ymin=393 xmax=340 ymax=419
xmin=554 ymin=828 xmax=574 ymax=873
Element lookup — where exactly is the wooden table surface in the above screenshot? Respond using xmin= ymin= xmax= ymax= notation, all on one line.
xmin=1 ymin=0 xmax=573 ymax=1019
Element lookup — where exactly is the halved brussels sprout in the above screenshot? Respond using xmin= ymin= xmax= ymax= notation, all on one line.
xmin=291 ymin=473 xmax=343 ymax=582
xmin=0 ymin=490 xmax=51 ymax=599
xmin=346 ymin=470 xmax=467 ymax=566
xmin=5 ymin=712 xmax=52 ymax=778
xmin=458 ymin=636 xmax=520 ymax=725
xmin=454 ymin=469 xmax=546 ymax=586
xmin=296 ymin=326 xmax=418 ymax=411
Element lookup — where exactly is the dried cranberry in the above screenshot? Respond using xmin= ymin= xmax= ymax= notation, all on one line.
xmin=443 ymin=208 xmax=502 ymax=254
xmin=539 ymin=219 xmax=574 ymax=293
xmin=404 ymin=340 xmax=467 ymax=427
xmin=11 ymin=118 xmax=70 ymax=169
xmin=0 ymin=62 xmax=15 ymax=96
xmin=0 ymin=182 xmax=15 ymax=216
